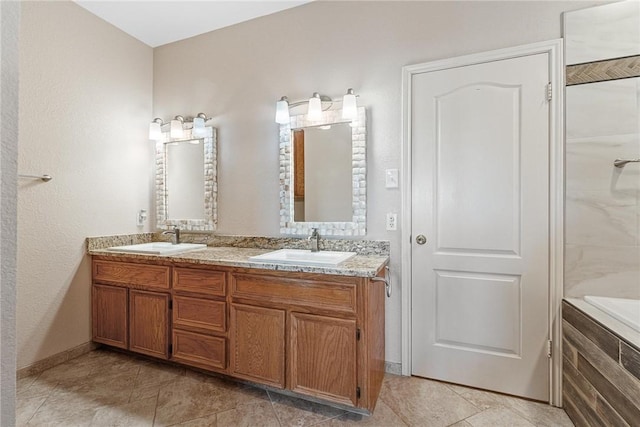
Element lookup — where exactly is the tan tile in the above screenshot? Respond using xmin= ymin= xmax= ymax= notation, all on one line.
xmin=268 ymin=391 xmax=346 ymax=427
xmin=380 ymin=375 xmax=479 ymax=427
xmin=447 ymin=384 xmax=516 ymax=411
xmin=45 ymin=374 xmax=134 ymax=410
xmin=35 ymin=358 xmax=94 ymax=384
xmin=449 ymin=421 xmax=473 ymax=427
xmin=466 ymin=407 xmax=535 ymax=427
xmin=322 ymin=400 xmax=407 ymax=426
xmin=134 ymin=361 xmax=186 ymax=389
xmin=27 ymin=395 xmax=100 ymax=426
xmin=169 ymin=413 xmax=218 ymax=427
xmin=447 ymin=383 xmax=573 ymax=427
xmin=16 ymin=395 xmax=47 ymax=426
xmin=216 ymin=400 xmax=279 ymax=427
xmin=129 ymin=380 xmax=171 ymax=403
xmin=16 ymin=377 xmax=60 ymax=400
xmin=90 ymin=396 xmax=157 ymax=426
xmin=505 ymin=398 xmax=574 ymax=427
xmin=17 ymin=375 xmax=39 ymax=392
xmin=154 ymin=375 xmax=268 ymax=426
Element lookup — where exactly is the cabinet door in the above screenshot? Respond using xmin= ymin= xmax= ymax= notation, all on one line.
xmin=129 ymin=290 xmax=170 ymax=359
xmin=92 ymin=284 xmax=128 ymax=349
xmin=230 ymin=304 xmax=285 ymax=388
xmin=290 ymin=313 xmax=357 ymax=406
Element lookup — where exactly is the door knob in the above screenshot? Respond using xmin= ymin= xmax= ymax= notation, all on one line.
xmin=416 ymin=235 xmax=427 ymax=245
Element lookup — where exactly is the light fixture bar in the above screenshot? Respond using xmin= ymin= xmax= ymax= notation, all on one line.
xmin=148 ymin=112 xmax=212 ymax=141
xmin=274 ymin=89 xmax=358 ymax=124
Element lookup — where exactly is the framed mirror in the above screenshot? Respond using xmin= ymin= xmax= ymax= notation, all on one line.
xmin=156 ymin=127 xmax=217 ymax=231
xmin=279 ymin=106 xmax=366 ymax=236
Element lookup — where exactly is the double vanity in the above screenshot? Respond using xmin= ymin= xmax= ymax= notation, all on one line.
xmin=106 ymin=94 xmax=382 ymax=411
xmin=88 ymin=236 xmax=389 ymax=413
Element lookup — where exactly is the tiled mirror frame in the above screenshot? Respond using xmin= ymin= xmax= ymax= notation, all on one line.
xmin=156 ymin=127 xmax=218 ymax=231
xmin=279 ymin=106 xmax=366 ymax=236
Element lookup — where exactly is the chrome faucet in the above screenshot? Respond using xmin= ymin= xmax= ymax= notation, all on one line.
xmin=162 ymin=226 xmax=181 ymax=245
xmin=308 ymin=228 xmax=320 ymax=252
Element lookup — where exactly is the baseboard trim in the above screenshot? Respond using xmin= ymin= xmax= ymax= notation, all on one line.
xmin=385 ymin=361 xmax=402 ymax=375
xmin=17 ymin=342 xmax=98 ymax=379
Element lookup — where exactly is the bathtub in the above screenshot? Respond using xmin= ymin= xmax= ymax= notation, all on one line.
xmin=584 ymin=295 xmax=640 ymax=333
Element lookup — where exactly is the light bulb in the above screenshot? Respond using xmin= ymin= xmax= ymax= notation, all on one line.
xmin=307 ymin=93 xmax=322 ymax=121
xmin=275 ymin=97 xmax=290 ymax=124
xmin=192 ymin=116 xmax=206 ymax=138
xmin=170 ymin=117 xmax=184 ymax=139
xmin=342 ymin=88 xmax=357 ymax=121
xmin=149 ymin=120 xmax=162 ymax=141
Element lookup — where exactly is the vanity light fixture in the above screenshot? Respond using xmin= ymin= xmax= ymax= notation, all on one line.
xmin=275 ymin=96 xmax=290 ymax=124
xmin=148 ymin=113 xmax=212 ymax=141
xmin=149 ymin=118 xmax=164 ymax=141
xmin=342 ymin=88 xmax=358 ymax=121
xmin=274 ymin=89 xmax=359 ymax=124
xmin=170 ymin=116 xmax=185 ymax=139
xmin=307 ymin=93 xmax=323 ymax=121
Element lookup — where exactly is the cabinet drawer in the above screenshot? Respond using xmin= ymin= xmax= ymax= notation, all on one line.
xmin=93 ymin=260 xmax=170 ymax=290
xmin=231 ymin=274 xmax=357 ymax=314
xmin=173 ymin=295 xmax=226 ymax=334
xmin=174 ymin=268 xmax=226 ymax=296
xmin=172 ymin=329 xmax=226 ymax=371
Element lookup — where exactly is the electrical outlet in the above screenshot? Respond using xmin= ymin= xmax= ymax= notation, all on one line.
xmin=386 ymin=213 xmax=397 ymax=231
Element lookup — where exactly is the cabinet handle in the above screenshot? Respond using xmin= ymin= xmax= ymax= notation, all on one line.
xmin=371 ymin=266 xmax=391 ymax=298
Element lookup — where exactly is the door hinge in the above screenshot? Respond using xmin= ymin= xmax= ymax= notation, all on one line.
xmin=547 ymin=340 xmax=552 ymax=358
xmin=169 ymin=344 xmax=173 ymax=354
xmin=356 ymin=386 xmax=361 ymax=399
xmin=546 ymin=82 xmax=552 ymax=101
xmin=356 ymin=328 xmax=361 ymax=341
xmin=169 ymin=300 xmax=173 ymax=310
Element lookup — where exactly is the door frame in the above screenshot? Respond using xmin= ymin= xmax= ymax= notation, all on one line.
xmin=400 ymin=39 xmax=564 ymax=406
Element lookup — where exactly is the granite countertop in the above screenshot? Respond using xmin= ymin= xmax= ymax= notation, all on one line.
xmin=89 ymin=246 xmax=389 ymax=278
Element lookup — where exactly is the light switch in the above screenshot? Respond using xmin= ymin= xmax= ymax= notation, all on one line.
xmin=385 ymin=169 xmax=399 ymax=188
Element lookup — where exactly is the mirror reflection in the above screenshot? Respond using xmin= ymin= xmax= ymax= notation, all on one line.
xmin=293 ymin=123 xmax=353 ymax=222
xmin=166 ymin=140 xmax=205 ymax=219
xmin=156 ymin=127 xmax=217 ymax=231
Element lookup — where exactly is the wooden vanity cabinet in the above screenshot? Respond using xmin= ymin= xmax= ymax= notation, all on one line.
xmin=229 ymin=270 xmax=385 ymax=411
xmin=92 ymin=259 xmax=171 ymax=359
xmin=92 ymin=257 xmax=386 ymax=413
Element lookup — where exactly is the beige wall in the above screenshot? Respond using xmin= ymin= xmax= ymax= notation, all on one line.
xmin=154 ymin=0 xmax=602 ymax=364
xmin=1 ymin=0 xmax=19 ymax=420
xmin=17 ymin=1 xmax=153 ymax=368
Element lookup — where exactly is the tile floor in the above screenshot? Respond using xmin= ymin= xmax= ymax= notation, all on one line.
xmin=16 ymin=349 xmax=574 ymax=426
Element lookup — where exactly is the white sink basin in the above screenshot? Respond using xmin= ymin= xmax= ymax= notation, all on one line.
xmin=106 ymin=242 xmax=207 ymax=256
xmin=249 ymin=249 xmax=356 ymax=267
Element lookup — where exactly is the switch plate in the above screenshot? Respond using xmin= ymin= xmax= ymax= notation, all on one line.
xmin=385 ymin=169 xmax=399 ymax=188
xmin=386 ymin=213 xmax=397 ymax=231
xmin=136 ymin=209 xmax=147 ymax=227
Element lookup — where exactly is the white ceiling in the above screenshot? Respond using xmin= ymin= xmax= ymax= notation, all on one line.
xmin=74 ymin=1 xmax=312 ymax=48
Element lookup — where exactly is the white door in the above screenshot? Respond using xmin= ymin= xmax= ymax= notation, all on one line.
xmin=410 ymin=52 xmax=551 ymax=401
